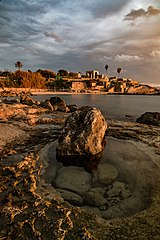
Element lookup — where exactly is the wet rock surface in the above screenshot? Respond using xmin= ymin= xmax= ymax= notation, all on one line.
xmin=0 ymin=101 xmax=160 ymax=239
xmin=136 ymin=112 xmax=160 ymax=126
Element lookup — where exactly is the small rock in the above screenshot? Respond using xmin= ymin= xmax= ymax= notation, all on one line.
xmin=50 ymin=96 xmax=66 ymax=112
xmin=107 ymin=181 xmax=126 ymax=198
xmin=84 ymin=188 xmax=107 ymax=207
xmin=20 ymin=95 xmax=35 ymax=105
xmin=54 ymin=166 xmax=92 ymax=195
xmin=67 ymin=104 xmax=78 ymax=112
xmin=56 ymin=188 xmax=83 ymax=206
xmin=120 ymin=189 xmax=131 ymax=199
xmin=40 ymin=100 xmax=54 ymax=111
xmin=93 ymin=163 xmax=118 ymax=186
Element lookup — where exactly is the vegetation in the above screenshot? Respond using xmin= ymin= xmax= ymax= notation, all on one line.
xmin=117 ymin=68 xmax=122 ymax=75
xmin=15 ymin=61 xmax=23 ymax=71
xmin=58 ymin=69 xmax=69 ymax=77
xmin=105 ymin=64 xmax=109 ymax=74
xmin=0 ymin=70 xmax=46 ymax=89
xmin=0 ymin=62 xmax=125 ymax=90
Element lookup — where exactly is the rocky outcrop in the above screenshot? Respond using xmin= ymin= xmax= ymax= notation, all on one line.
xmin=50 ymin=96 xmax=67 ymax=112
xmin=127 ymin=85 xmax=159 ymax=94
xmin=20 ymin=94 xmax=35 ymax=105
xmin=67 ymin=104 xmax=78 ymax=112
xmin=136 ymin=112 xmax=160 ymax=126
xmin=40 ymin=99 xmax=54 ymax=111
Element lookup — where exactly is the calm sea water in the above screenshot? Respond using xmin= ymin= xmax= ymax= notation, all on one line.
xmin=32 ymin=94 xmax=160 ymax=121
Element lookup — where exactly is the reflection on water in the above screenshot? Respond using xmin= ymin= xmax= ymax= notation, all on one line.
xmin=56 ymin=151 xmax=102 ymax=173
xmin=56 ymin=138 xmax=106 ymax=173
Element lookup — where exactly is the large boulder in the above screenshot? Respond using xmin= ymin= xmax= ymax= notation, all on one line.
xmin=136 ymin=112 xmax=160 ymax=126
xmin=56 ymin=106 xmax=107 ymax=172
xmin=57 ymin=106 xmax=107 ymax=155
xmin=50 ymin=96 xmax=66 ymax=112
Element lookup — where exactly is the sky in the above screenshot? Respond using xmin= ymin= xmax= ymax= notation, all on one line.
xmin=0 ymin=0 xmax=160 ymax=85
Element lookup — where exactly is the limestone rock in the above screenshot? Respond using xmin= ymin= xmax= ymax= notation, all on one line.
xmin=84 ymin=188 xmax=107 ymax=207
xmin=56 ymin=106 xmax=107 ymax=156
xmin=67 ymin=104 xmax=78 ymax=112
xmin=54 ymin=166 xmax=92 ymax=195
xmin=136 ymin=112 xmax=160 ymax=126
xmin=50 ymin=96 xmax=66 ymax=112
xmin=56 ymin=188 xmax=83 ymax=206
xmin=20 ymin=95 xmax=35 ymax=106
xmin=40 ymin=100 xmax=54 ymax=111
xmin=93 ymin=164 xmax=118 ymax=186
xmin=107 ymin=181 xmax=126 ymax=198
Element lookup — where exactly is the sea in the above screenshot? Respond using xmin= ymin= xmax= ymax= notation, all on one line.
xmin=31 ymin=94 xmax=160 ymax=122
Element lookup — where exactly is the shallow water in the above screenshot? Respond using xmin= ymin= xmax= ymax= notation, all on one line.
xmin=32 ymin=94 xmax=160 ymax=121
xmin=44 ymin=137 xmax=159 ymax=219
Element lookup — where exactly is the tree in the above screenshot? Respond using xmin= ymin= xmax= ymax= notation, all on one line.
xmin=15 ymin=61 xmax=23 ymax=71
xmin=105 ymin=65 xmax=109 ymax=75
xmin=36 ymin=69 xmax=56 ymax=79
xmin=117 ymin=68 xmax=122 ymax=75
xmin=58 ymin=69 xmax=69 ymax=77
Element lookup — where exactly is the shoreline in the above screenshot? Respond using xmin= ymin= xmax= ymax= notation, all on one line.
xmin=0 ymin=101 xmax=160 ymax=239
xmin=0 ymin=88 xmax=160 ymax=96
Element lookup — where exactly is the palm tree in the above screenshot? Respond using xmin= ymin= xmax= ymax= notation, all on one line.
xmin=105 ymin=65 xmax=109 ymax=75
xmin=15 ymin=61 xmax=23 ymax=71
xmin=117 ymin=68 xmax=122 ymax=78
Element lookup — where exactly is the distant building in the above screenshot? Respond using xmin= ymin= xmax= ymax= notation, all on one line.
xmin=69 ymin=72 xmax=81 ymax=79
xmin=86 ymin=70 xmax=100 ymax=79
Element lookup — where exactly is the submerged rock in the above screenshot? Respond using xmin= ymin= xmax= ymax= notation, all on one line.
xmin=56 ymin=188 xmax=83 ymax=206
xmin=54 ymin=166 xmax=92 ymax=195
xmin=136 ymin=112 xmax=160 ymax=126
xmin=93 ymin=163 xmax=118 ymax=186
xmin=84 ymin=188 xmax=107 ymax=207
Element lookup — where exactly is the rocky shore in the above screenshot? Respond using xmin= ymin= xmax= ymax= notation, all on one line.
xmin=0 ymin=96 xmax=160 ymax=239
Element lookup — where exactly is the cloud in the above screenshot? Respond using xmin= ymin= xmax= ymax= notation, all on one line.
xmin=85 ymin=0 xmax=131 ymax=18
xmin=124 ymin=5 xmax=160 ymax=20
xmin=0 ymin=0 xmax=160 ymax=85
xmin=44 ymin=32 xmax=63 ymax=43
xmin=115 ymin=54 xmax=143 ymax=62
xmin=150 ymin=50 xmax=160 ymax=58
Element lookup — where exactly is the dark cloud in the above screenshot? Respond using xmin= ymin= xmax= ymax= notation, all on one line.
xmin=0 ymin=0 xmax=160 ymax=85
xmin=89 ymin=0 xmax=131 ymax=18
xmin=124 ymin=5 xmax=160 ymax=20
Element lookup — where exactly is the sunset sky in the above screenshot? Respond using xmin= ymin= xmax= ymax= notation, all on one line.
xmin=0 ymin=0 xmax=160 ymax=85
